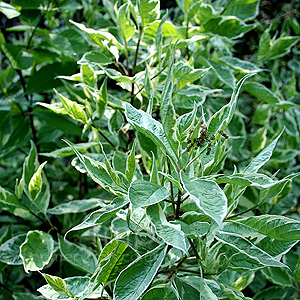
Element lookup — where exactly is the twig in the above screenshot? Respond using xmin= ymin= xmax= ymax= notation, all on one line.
xmin=135 ymin=66 xmax=168 ymax=104
xmin=175 ymin=190 xmax=182 ymax=219
xmin=27 ymin=0 xmax=52 ymax=50
xmin=226 ymin=204 xmax=258 ymax=220
xmin=91 ymin=122 xmax=117 ymax=150
xmin=188 ymin=238 xmax=201 ymax=261
xmin=130 ymin=26 xmax=143 ymax=105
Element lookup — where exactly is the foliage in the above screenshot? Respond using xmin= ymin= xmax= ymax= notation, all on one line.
xmin=0 ymin=0 xmax=300 ymax=299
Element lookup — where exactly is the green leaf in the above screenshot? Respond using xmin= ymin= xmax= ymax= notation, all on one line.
xmin=174 ymin=61 xmax=209 ymax=82
xmin=215 ymin=173 xmax=275 ymax=188
xmin=261 ymin=267 xmax=293 ymax=287
xmin=218 ymin=283 xmax=252 ymax=300
xmin=294 ymin=257 xmax=300 ymax=284
xmin=12 ymin=293 xmax=43 ymax=300
xmin=42 ymin=274 xmax=74 ymax=298
xmin=27 ymin=161 xmax=50 ymax=215
xmin=47 ymin=198 xmax=103 ymax=215
xmin=260 ymin=36 xmax=300 ymax=61
xmin=228 ymin=215 xmax=300 ymax=241
xmin=0 ymin=186 xmax=26 ymax=213
xmin=146 ymin=204 xmax=188 ymax=253
xmin=155 ymin=13 xmax=168 ymax=65
xmin=252 ymin=286 xmax=292 ymax=300
xmin=26 ymin=61 xmax=77 ymax=94
xmin=217 ymin=56 xmax=263 ymax=74
xmin=253 ymin=104 xmax=271 ymax=125
xmin=125 ymin=103 xmax=178 ymax=162
xmin=28 ymin=161 xmax=47 ymax=201
xmin=40 ymin=142 xmax=98 ymax=158
xmin=243 ymin=82 xmax=281 ymax=104
xmin=96 ymin=77 xmax=108 ymax=122
xmin=257 ymin=238 xmax=297 ymax=258
xmin=66 ymin=197 xmax=129 ymax=234
xmin=251 ymin=127 xmax=267 ymax=153
xmin=143 ymin=20 xmax=178 ymax=42
xmin=196 ymin=56 xmax=235 ymax=89
xmin=180 ymin=221 xmax=210 ymax=239
xmin=20 ymin=230 xmax=54 ymax=273
xmin=120 ymin=233 xmax=159 ymax=256
xmin=34 ymin=110 xmax=82 ymax=136
xmin=150 ymin=152 xmax=160 ymax=184
xmin=113 ymin=243 xmax=167 ymax=300
xmin=38 ymin=276 xmax=101 ymax=300
xmin=257 ymin=29 xmax=271 ymax=58
xmin=118 ymin=3 xmax=135 ymax=41
xmin=175 ymin=277 xmax=218 ymax=300
xmin=78 ymin=50 xmax=112 ymax=66
xmin=81 ymin=64 xmax=96 ymax=88
xmin=129 ymin=180 xmax=169 ymax=210
xmin=100 ymin=66 xmax=135 ymax=82
xmin=1 ymin=44 xmax=33 ymax=70
xmin=22 ymin=141 xmax=39 ymax=195
xmin=109 ymin=110 xmax=124 ymax=133
xmin=137 ymin=0 xmax=160 ymax=27
xmin=0 ymin=2 xmax=20 ymax=19
xmin=141 ymin=284 xmax=178 ymax=300
xmin=97 ymin=241 xmax=129 ymax=285
xmin=200 ymin=16 xmax=255 ymax=39
xmin=65 ymin=140 xmax=126 ymax=195
xmin=58 ymin=235 xmax=97 ymax=274
xmin=206 ymin=74 xmax=253 ymax=138
xmin=216 ymin=231 xmax=287 ymax=269
xmin=0 ymin=234 xmax=26 ymax=265
xmin=70 ymin=20 xmax=126 ymax=53
xmin=196 ymin=3 xmax=219 ymax=23
xmin=55 ymin=90 xmax=87 ymax=124
xmin=243 ymin=131 xmax=282 ymax=173
xmin=223 ymin=0 xmax=260 ymax=21
xmin=159 ymin=172 xmax=182 ymax=191
xmin=78 ymin=241 xmax=129 ymax=299
xmin=126 ymin=143 xmax=136 ymax=183
xmin=180 ymin=172 xmax=227 ymax=225
xmin=177 ymin=103 xmax=197 ymax=142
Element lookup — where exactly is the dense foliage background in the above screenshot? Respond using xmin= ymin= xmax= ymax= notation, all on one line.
xmin=0 ymin=0 xmax=300 ymax=299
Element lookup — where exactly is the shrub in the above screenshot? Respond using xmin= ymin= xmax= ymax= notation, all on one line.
xmin=0 ymin=0 xmax=300 ymax=299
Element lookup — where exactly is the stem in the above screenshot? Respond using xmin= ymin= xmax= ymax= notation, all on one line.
xmin=0 ymin=282 xmax=13 ymax=294
xmin=185 ymin=17 xmax=190 ymax=58
xmin=114 ymin=61 xmax=126 ymax=75
xmin=188 ymin=238 xmax=201 ymax=261
xmin=226 ymin=204 xmax=259 ymax=220
xmin=175 ymin=190 xmax=182 ymax=219
xmin=181 ymin=194 xmax=189 ymax=203
xmin=27 ymin=0 xmax=52 ymax=50
xmin=135 ymin=65 xmax=168 ymax=102
xmin=167 ymin=255 xmax=187 ymax=280
xmin=92 ymin=123 xmax=117 ymax=150
xmin=167 ymin=161 xmax=176 ymax=215
xmin=14 ymin=102 xmax=26 ymax=118
xmin=16 ymin=70 xmax=39 ymax=152
xmin=124 ymin=39 xmax=130 ymax=76
xmin=130 ymin=26 xmax=143 ymax=105
xmin=21 ymin=198 xmax=54 ymax=229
